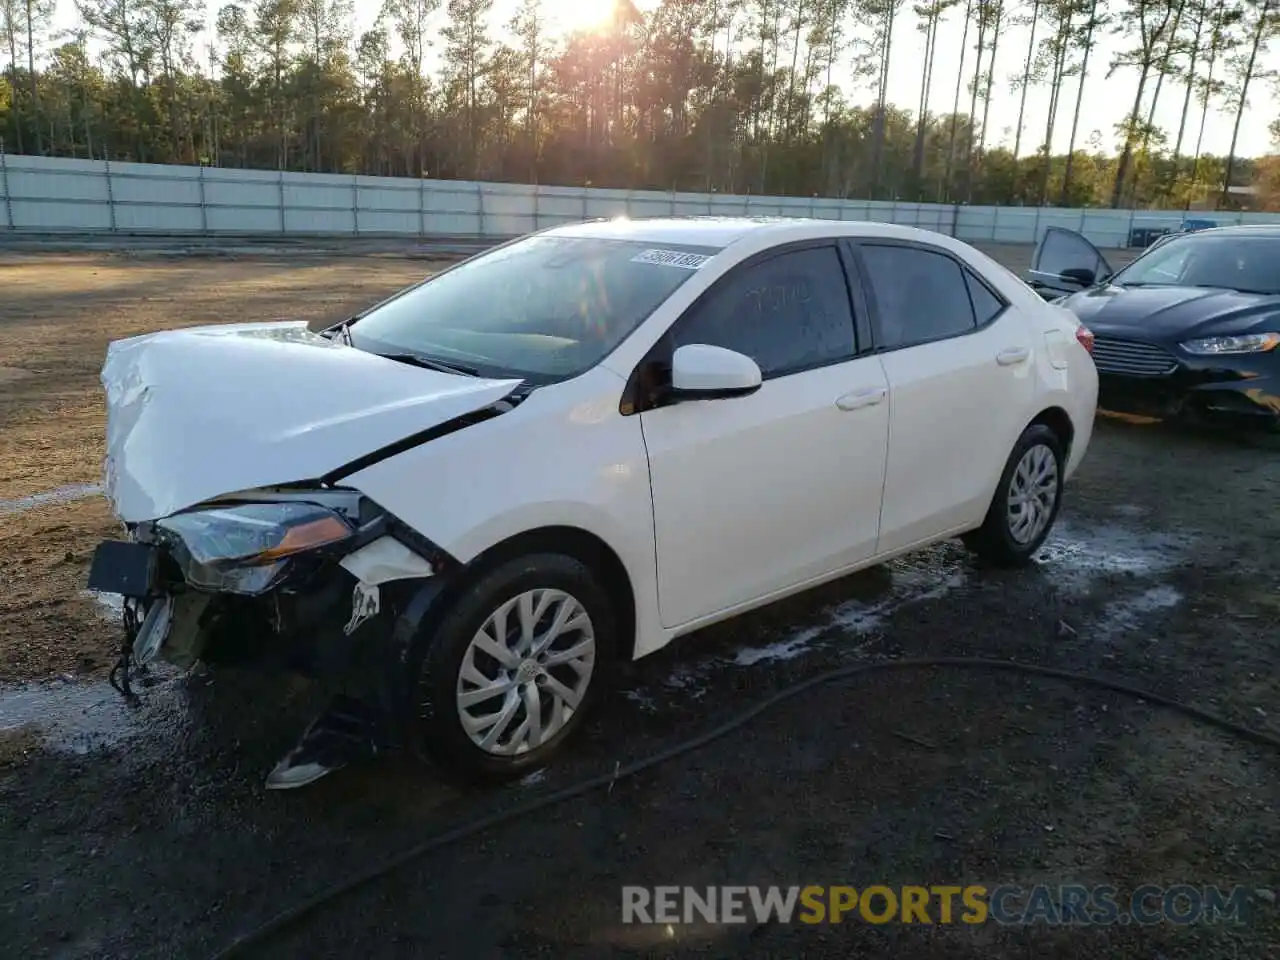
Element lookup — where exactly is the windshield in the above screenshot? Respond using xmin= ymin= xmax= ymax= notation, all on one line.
xmin=348 ymin=235 xmax=721 ymax=382
xmin=1112 ymin=234 xmax=1280 ymax=295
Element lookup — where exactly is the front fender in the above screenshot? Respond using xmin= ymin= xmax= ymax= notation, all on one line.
xmin=343 ymin=368 xmax=665 ymax=659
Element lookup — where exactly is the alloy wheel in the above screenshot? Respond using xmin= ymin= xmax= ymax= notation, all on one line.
xmin=1006 ymin=442 xmax=1059 ymax=545
xmin=455 ymin=588 xmax=596 ymax=756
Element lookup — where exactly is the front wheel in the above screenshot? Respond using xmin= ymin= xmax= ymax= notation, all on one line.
xmin=409 ymin=552 xmax=617 ymax=781
xmin=963 ymin=424 xmax=1065 ymax=567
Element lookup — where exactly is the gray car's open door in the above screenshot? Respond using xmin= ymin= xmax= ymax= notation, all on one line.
xmin=1027 ymin=227 xmax=1115 ymax=299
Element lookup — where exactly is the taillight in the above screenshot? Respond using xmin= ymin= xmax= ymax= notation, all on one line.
xmin=1075 ymin=325 xmax=1095 ymax=355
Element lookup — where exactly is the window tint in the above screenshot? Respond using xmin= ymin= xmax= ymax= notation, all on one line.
xmin=1037 ymin=228 xmax=1108 ymax=279
xmin=671 ymin=246 xmax=856 ymax=376
xmin=860 ymin=245 xmax=976 ymax=349
xmin=964 ymin=270 xmax=1005 ymax=325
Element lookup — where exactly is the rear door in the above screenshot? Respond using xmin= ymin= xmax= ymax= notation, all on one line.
xmin=1028 ymin=227 xmax=1115 ymax=297
xmin=850 ymin=240 xmax=1039 ymax=555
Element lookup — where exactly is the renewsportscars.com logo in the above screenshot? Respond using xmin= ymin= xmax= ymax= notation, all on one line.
xmin=621 ymin=884 xmax=1256 ymax=927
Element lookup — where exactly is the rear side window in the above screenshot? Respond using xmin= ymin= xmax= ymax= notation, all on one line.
xmin=672 ymin=245 xmax=856 ymax=377
xmin=965 ymin=270 xmax=1006 ymax=325
xmin=860 ymin=244 xmax=976 ymax=350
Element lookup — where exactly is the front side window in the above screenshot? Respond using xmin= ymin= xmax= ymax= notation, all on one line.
xmin=670 ymin=245 xmax=857 ymax=377
xmin=1113 ymin=235 xmax=1280 ymax=295
xmin=860 ymin=244 xmax=977 ymax=349
xmin=349 ymin=236 xmax=720 ymax=382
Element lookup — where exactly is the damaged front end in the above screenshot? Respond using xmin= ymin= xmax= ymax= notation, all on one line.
xmin=87 ymin=490 xmax=451 ymax=701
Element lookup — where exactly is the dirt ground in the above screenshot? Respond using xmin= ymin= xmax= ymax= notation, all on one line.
xmin=0 ymin=244 xmax=1276 ymax=960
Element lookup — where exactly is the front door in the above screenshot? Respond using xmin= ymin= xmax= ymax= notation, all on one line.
xmin=637 ymin=243 xmax=891 ymax=629
xmin=1028 ymin=227 xmax=1115 ymax=298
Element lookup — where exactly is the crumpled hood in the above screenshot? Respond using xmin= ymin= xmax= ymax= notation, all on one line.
xmin=102 ymin=321 xmax=521 ymax=522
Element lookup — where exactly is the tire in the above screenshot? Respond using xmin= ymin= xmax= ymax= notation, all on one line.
xmin=409 ymin=552 xmax=617 ymax=782
xmin=963 ymin=424 xmax=1066 ymax=567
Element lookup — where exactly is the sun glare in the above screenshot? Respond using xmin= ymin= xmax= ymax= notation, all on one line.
xmin=550 ymin=0 xmax=624 ymax=34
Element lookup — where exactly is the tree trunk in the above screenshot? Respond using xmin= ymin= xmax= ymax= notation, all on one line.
xmin=1109 ymin=0 xmax=1175 ymax=208
xmin=978 ymin=6 xmax=1003 ymax=153
xmin=962 ymin=4 xmax=988 ymax=199
xmin=1220 ymin=0 xmax=1269 ymax=204
xmin=1171 ymin=10 xmax=1203 ymax=163
xmin=1060 ymin=0 xmax=1097 ymax=203
xmin=1110 ymin=69 xmax=1151 ymax=207
xmin=782 ymin=0 xmax=805 ymax=140
xmin=5 ymin=28 xmax=23 ymax=154
xmin=1190 ymin=2 xmax=1224 ymax=192
xmin=1140 ymin=0 xmax=1186 ymax=156
xmin=1039 ymin=13 xmax=1072 ymax=205
xmin=942 ymin=0 xmax=974 ymax=200
xmin=1012 ymin=0 xmax=1040 ymax=160
xmin=24 ymin=0 xmax=42 ymax=153
xmin=870 ymin=5 xmax=897 ymax=196
xmin=912 ymin=1 xmax=941 ymax=187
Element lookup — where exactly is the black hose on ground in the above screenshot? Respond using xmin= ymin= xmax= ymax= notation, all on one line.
xmin=209 ymin=656 xmax=1280 ymax=960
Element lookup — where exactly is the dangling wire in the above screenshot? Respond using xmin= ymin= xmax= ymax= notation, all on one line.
xmin=108 ymin=598 xmax=142 ymax=707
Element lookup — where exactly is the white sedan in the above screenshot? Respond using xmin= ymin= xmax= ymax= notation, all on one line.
xmin=88 ymin=217 xmax=1098 ymax=783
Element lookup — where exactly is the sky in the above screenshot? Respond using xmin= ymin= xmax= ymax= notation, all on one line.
xmin=47 ymin=0 xmax=1280 ymax=159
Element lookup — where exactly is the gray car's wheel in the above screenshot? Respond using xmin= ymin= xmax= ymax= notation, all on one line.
xmin=410 ymin=552 xmax=617 ymax=781
xmin=963 ymin=424 xmax=1065 ymax=567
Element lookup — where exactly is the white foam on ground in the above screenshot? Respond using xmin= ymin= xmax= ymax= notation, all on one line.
xmin=1034 ymin=521 xmax=1193 ymax=594
xmin=730 ymin=570 xmax=967 ymax=668
xmin=0 ymin=483 xmax=103 ymax=515
xmin=83 ymin=590 xmax=124 ymax=619
xmin=1095 ymin=585 xmax=1183 ymax=641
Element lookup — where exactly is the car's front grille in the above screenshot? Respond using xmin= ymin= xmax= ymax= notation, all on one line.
xmin=1091 ymin=337 xmax=1179 ymax=377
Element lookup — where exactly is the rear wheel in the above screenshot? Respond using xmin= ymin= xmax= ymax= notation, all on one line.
xmin=409 ymin=552 xmax=616 ymax=781
xmin=963 ymin=424 xmax=1065 ymax=567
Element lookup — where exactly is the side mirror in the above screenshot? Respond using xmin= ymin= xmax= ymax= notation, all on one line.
xmin=1059 ymin=266 xmax=1097 ymax=287
xmin=670 ymin=344 xmax=762 ymax=400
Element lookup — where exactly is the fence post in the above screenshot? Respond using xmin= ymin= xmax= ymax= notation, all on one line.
xmin=103 ymin=157 xmax=118 ymax=232
xmin=477 ymin=181 xmax=486 ymax=237
xmin=418 ymin=176 xmax=426 ymax=237
xmin=1126 ymin=207 xmax=1136 ymax=247
xmin=0 ymin=140 xmax=12 ymax=231
xmin=197 ymin=165 xmax=208 ymax=234
xmin=581 ymin=184 xmax=588 ymax=222
xmin=278 ymin=169 xmax=286 ymax=234
xmin=351 ymin=174 xmax=359 ymax=236
xmin=669 ymin=188 xmax=676 ymax=217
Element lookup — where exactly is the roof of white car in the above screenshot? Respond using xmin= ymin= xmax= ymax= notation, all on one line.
xmin=546 ymin=216 xmax=954 ymax=250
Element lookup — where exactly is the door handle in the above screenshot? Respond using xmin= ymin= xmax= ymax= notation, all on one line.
xmin=996 ymin=346 xmax=1030 ymax=366
xmin=835 ymin=387 xmax=887 ymax=411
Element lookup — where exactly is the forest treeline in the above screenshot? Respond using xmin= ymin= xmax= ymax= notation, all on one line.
xmin=1 ymin=0 xmax=1278 ymax=208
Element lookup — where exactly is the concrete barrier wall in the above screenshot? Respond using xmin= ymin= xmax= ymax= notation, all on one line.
xmin=3 ymin=153 xmax=1277 ymax=248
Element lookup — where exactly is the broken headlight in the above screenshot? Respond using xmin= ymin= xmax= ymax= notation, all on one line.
xmin=155 ymin=502 xmax=354 ymax=595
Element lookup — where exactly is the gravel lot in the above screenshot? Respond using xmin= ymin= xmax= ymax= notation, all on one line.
xmin=0 ymin=242 xmax=1276 ymax=960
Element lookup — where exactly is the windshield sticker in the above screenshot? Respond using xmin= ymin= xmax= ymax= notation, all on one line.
xmin=631 ymin=249 xmax=712 ymax=270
